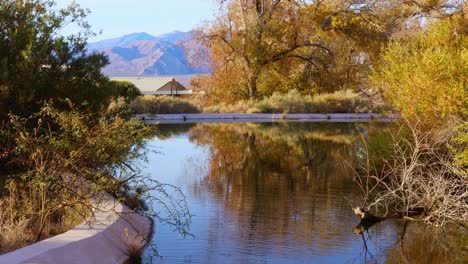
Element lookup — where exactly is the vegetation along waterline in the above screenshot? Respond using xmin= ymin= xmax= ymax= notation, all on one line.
xmin=127 ymin=90 xmax=393 ymax=115
xmin=0 ymin=0 xmax=466 ymax=263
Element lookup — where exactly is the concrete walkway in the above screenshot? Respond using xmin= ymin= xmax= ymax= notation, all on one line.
xmin=0 ymin=196 xmax=152 ymax=264
xmin=136 ymin=113 xmax=399 ymax=124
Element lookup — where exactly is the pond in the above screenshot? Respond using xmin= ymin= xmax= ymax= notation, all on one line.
xmin=141 ymin=122 xmax=466 ymax=264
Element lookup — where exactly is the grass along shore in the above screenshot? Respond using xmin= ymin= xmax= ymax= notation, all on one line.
xmin=126 ymin=90 xmax=393 ymax=115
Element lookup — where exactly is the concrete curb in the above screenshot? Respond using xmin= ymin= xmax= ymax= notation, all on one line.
xmin=0 ymin=196 xmax=152 ymax=264
xmin=135 ymin=113 xmax=399 ymax=123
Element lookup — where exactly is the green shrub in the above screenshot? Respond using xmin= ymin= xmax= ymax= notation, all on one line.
xmin=107 ymin=81 xmax=141 ymax=103
xmin=130 ymin=95 xmax=200 ymax=114
xmin=0 ymin=0 xmax=119 ymax=117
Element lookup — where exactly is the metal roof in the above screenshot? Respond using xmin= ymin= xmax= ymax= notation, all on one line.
xmin=109 ymin=77 xmax=186 ymax=94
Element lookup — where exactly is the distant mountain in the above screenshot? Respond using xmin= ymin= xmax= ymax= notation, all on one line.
xmin=154 ymin=31 xmax=192 ymax=44
xmin=87 ymin=31 xmax=207 ymax=76
xmin=87 ymin=32 xmax=158 ymax=51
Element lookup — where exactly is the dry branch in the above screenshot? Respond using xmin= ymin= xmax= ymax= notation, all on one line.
xmin=353 ymin=120 xmax=468 ymax=228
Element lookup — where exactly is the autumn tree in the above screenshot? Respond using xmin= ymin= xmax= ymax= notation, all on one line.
xmin=193 ymin=0 xmax=332 ymax=102
xmin=302 ymin=0 xmax=463 ymax=97
xmin=191 ymin=0 xmax=465 ymax=104
xmin=192 ymin=0 xmax=398 ymax=103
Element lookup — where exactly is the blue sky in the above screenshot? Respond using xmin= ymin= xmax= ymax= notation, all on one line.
xmin=56 ymin=0 xmax=217 ymax=41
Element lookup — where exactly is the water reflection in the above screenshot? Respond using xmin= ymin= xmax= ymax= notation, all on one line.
xmin=188 ymin=123 xmax=360 ymax=250
xmin=143 ymin=122 xmax=465 ymax=264
xmin=385 ymin=223 xmax=467 ymax=264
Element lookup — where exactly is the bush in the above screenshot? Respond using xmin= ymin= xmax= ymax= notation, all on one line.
xmin=451 ymin=121 xmax=468 ymax=168
xmin=310 ymin=90 xmax=370 ymax=113
xmin=0 ymin=197 xmax=34 ymax=253
xmin=356 ymin=121 xmax=468 ymax=227
xmin=371 ymin=17 xmax=467 ymax=125
xmin=130 ymin=95 xmax=200 ymax=114
xmin=0 ymin=104 xmax=151 ymax=249
xmin=107 ymin=81 xmax=141 ymax=103
xmin=203 ymin=90 xmax=384 ymax=114
xmin=203 ymin=105 xmax=222 ymax=113
xmin=107 ymin=97 xmax=132 ymax=117
xmin=257 ymin=90 xmax=312 ymax=113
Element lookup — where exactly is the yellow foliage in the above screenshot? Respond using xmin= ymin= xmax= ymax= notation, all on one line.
xmin=372 ymin=17 xmax=467 ymax=125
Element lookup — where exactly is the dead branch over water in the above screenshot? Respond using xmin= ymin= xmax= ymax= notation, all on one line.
xmin=353 ymin=120 xmax=468 ymax=229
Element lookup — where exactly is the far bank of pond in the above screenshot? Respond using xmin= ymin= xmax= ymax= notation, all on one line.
xmin=142 ymin=122 xmax=466 ymax=264
xmin=136 ymin=113 xmax=399 ymax=123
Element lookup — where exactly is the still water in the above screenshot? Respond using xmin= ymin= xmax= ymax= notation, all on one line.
xmin=142 ymin=122 xmax=466 ymax=264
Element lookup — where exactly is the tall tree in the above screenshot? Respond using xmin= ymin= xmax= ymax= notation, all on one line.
xmin=0 ymin=0 xmax=120 ymax=118
xmin=191 ymin=0 xmax=465 ymax=104
xmin=194 ymin=0 xmax=332 ymax=101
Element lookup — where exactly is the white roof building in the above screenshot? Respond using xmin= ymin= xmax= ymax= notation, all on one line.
xmin=110 ymin=77 xmax=192 ymax=95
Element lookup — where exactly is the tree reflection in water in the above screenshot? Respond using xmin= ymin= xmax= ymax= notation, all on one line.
xmin=148 ymin=122 xmax=465 ymax=263
xmin=386 ymin=222 xmax=467 ymax=264
xmin=354 ymin=220 xmax=467 ymax=264
xmin=187 ymin=122 xmax=375 ymax=254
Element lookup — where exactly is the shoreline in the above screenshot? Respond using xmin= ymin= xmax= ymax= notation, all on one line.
xmin=135 ymin=113 xmax=399 ymax=124
xmin=0 ymin=195 xmax=152 ymax=264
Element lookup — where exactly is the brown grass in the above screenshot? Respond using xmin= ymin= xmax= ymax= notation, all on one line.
xmin=310 ymin=90 xmax=370 ymax=113
xmin=0 ymin=203 xmax=34 ymax=253
xmin=123 ymin=242 xmax=144 ymax=264
xmin=130 ymin=95 xmax=200 ymax=114
xmin=0 ymin=183 xmax=89 ymax=254
xmin=203 ymin=90 xmax=391 ymax=114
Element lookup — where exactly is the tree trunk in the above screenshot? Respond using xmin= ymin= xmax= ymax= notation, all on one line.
xmin=353 ymin=207 xmax=384 ymax=222
xmin=247 ymin=71 xmax=259 ymax=99
xmin=352 ymin=207 xmax=424 ymax=234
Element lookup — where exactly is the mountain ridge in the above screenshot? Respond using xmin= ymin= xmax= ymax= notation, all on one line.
xmin=87 ymin=31 xmax=206 ymax=76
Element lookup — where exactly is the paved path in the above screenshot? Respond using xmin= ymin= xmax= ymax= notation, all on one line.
xmin=0 ymin=196 xmax=152 ymax=264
